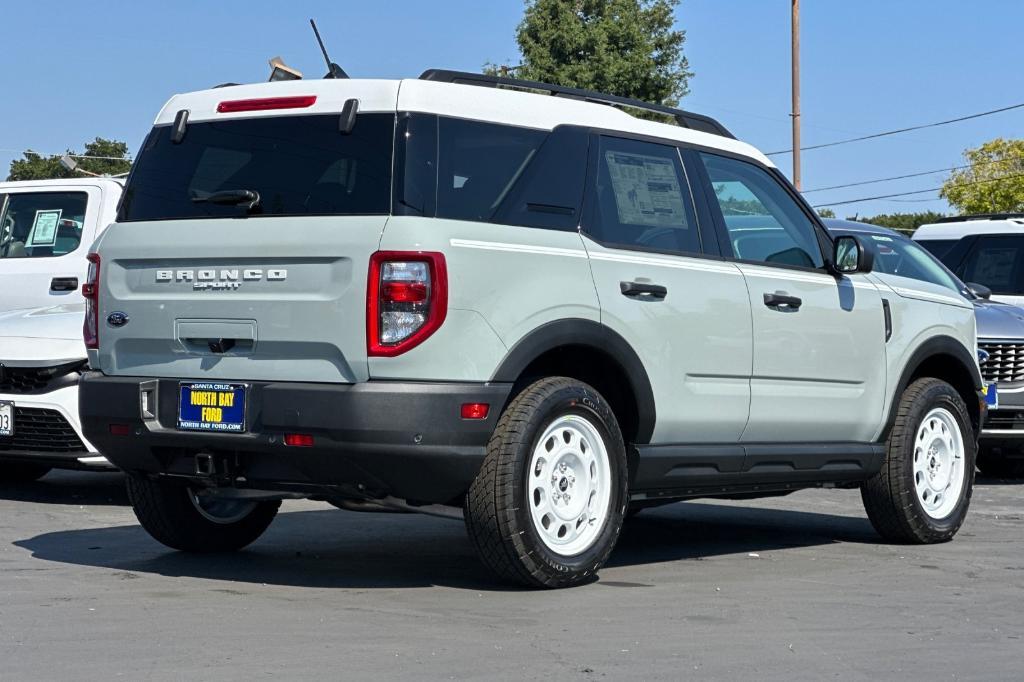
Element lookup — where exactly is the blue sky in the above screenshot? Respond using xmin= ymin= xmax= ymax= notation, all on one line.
xmin=3 ymin=0 xmax=1022 ymax=217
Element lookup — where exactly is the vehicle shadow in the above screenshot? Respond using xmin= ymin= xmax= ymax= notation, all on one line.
xmin=610 ymin=501 xmax=877 ymax=567
xmin=976 ymin=475 xmax=1024 ymax=487
xmin=13 ymin=501 xmax=879 ymax=591
xmin=0 ymin=470 xmax=127 ymax=507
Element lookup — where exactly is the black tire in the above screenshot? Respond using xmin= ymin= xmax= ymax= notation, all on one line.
xmin=861 ymin=378 xmax=975 ymax=544
xmin=125 ymin=474 xmax=280 ymax=552
xmin=976 ymin=445 xmax=1024 ymax=479
xmin=0 ymin=462 xmax=51 ymax=483
xmin=464 ymin=377 xmax=628 ymax=588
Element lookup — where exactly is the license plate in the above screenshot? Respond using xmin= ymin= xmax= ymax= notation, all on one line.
xmin=0 ymin=401 xmax=12 ymax=437
xmin=177 ymin=383 xmax=246 ymax=433
xmin=983 ymin=381 xmax=999 ymax=409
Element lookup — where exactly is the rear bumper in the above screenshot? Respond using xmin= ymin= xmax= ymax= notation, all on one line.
xmin=79 ymin=372 xmax=511 ymax=503
xmin=0 ymin=384 xmax=110 ymax=470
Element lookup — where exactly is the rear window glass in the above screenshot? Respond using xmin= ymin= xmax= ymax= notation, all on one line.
xmin=119 ymin=113 xmax=394 ymax=221
xmin=0 ymin=191 xmax=88 ymax=258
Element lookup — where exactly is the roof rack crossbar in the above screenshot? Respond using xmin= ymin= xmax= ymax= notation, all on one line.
xmin=933 ymin=213 xmax=1024 ymax=224
xmin=418 ymin=69 xmax=734 ymax=139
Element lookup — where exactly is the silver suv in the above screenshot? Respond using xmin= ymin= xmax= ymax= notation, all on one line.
xmin=80 ymin=70 xmax=984 ymax=588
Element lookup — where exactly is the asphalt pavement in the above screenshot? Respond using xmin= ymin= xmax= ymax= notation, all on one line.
xmin=1 ymin=470 xmax=1021 ymax=680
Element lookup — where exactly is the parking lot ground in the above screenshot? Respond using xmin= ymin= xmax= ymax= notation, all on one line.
xmin=1 ymin=471 xmax=1022 ymax=681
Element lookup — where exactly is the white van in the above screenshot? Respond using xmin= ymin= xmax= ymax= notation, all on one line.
xmin=0 ymin=178 xmax=123 ymax=313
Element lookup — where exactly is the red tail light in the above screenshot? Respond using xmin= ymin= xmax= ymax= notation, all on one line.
xmin=216 ymin=96 xmax=317 ymax=113
xmin=83 ymin=253 xmax=100 ymax=350
xmin=367 ymin=251 xmax=447 ymax=357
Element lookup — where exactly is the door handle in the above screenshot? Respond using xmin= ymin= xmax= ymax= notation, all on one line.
xmin=50 ymin=277 xmax=78 ymax=292
xmin=763 ymin=292 xmax=802 ymax=311
xmin=620 ymin=281 xmax=668 ymax=300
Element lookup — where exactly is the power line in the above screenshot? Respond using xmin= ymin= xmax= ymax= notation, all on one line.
xmin=812 ymin=171 xmax=1024 ymax=208
xmin=802 ymin=157 xmax=1018 ymax=194
xmin=766 ymin=102 xmax=1024 ymax=156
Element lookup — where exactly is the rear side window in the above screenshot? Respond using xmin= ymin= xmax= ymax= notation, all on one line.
xmin=119 ymin=113 xmax=394 ymax=221
xmin=958 ymin=235 xmax=1024 ymax=294
xmin=700 ymin=152 xmax=824 ymax=269
xmin=435 ymin=118 xmax=547 ymax=222
xmin=916 ymin=239 xmax=957 ymax=259
xmin=587 ymin=136 xmax=700 ymax=254
xmin=0 ymin=191 xmax=88 ymax=258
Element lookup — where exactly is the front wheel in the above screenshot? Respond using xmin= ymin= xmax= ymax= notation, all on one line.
xmin=125 ymin=474 xmax=280 ymax=552
xmin=464 ymin=377 xmax=628 ymax=588
xmin=862 ymin=378 xmax=975 ymax=544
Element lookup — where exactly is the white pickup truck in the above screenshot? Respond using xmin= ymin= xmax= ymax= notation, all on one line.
xmin=0 ymin=178 xmax=123 ymax=314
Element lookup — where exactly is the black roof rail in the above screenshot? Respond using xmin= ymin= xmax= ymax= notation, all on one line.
xmin=418 ymin=69 xmax=735 ymax=139
xmin=933 ymin=213 xmax=1024 ymax=224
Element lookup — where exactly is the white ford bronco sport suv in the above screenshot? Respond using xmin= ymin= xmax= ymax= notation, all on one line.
xmin=80 ymin=70 xmax=984 ymax=588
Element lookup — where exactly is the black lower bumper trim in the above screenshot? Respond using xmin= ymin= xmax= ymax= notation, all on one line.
xmin=79 ymin=373 xmax=512 ymax=504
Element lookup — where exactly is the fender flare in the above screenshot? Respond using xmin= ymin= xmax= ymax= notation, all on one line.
xmin=491 ymin=318 xmax=656 ymax=444
xmin=885 ymin=334 xmax=982 ymax=436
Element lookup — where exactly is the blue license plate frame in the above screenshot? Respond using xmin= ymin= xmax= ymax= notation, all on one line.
xmin=983 ymin=381 xmax=998 ymax=409
xmin=177 ymin=382 xmax=247 ymax=433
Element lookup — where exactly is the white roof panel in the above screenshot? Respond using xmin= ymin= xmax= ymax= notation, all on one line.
xmin=152 ymin=77 xmax=770 ymax=167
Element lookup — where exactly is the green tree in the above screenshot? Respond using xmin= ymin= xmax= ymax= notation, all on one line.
xmin=7 ymin=138 xmax=131 ymax=181
xmin=940 ymin=138 xmax=1024 ymax=214
xmin=816 ymin=207 xmax=836 ymax=219
xmin=490 ymin=0 xmax=694 ymax=108
xmin=846 ymin=211 xmax=947 ymax=234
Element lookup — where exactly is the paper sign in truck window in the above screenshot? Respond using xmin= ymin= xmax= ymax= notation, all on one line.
xmin=28 ymin=209 xmax=62 ymax=247
xmin=604 ymin=151 xmax=688 ymax=228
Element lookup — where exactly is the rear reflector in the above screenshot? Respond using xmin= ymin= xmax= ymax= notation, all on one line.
xmin=284 ymin=433 xmax=314 ymax=447
xmin=217 ymin=95 xmax=317 ymax=113
xmin=460 ymin=403 xmax=490 ymax=420
xmin=109 ymin=423 xmax=131 ymax=436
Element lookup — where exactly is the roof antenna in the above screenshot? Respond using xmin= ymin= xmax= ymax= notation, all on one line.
xmin=310 ymin=19 xmax=348 ymax=79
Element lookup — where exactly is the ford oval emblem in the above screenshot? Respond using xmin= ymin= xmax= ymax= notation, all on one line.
xmin=107 ymin=311 xmax=130 ymax=327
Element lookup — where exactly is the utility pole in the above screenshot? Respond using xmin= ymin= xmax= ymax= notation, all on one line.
xmin=791 ymin=0 xmax=801 ymax=190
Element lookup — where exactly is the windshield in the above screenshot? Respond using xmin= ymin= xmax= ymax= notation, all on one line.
xmin=119 ymin=113 xmax=394 ymax=222
xmin=861 ymin=232 xmax=966 ymax=294
xmin=0 ymin=191 xmax=88 ymax=258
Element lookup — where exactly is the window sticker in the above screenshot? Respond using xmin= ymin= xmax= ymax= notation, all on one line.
xmin=28 ymin=209 xmax=62 ymax=247
xmin=604 ymin=151 xmax=687 ymax=228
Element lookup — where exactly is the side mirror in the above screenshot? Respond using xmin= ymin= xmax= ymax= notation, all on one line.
xmin=967 ymin=282 xmax=992 ymax=299
xmin=832 ymin=235 xmax=873 ymax=275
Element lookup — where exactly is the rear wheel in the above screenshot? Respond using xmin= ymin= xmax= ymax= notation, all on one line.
xmin=464 ymin=377 xmax=628 ymax=588
xmin=125 ymin=474 xmax=279 ymax=552
xmin=0 ymin=462 xmax=51 ymax=483
xmin=976 ymin=445 xmax=1024 ymax=479
xmin=862 ymin=378 xmax=975 ymax=544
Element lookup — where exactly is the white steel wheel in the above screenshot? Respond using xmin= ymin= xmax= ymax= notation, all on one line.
xmin=527 ymin=414 xmax=612 ymax=556
xmin=912 ymin=407 xmax=966 ymax=520
xmin=189 ymin=489 xmax=258 ymax=525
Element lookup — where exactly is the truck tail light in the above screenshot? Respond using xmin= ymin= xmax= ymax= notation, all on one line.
xmin=82 ymin=253 xmax=100 ymax=350
xmin=367 ymin=251 xmax=447 ymax=357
